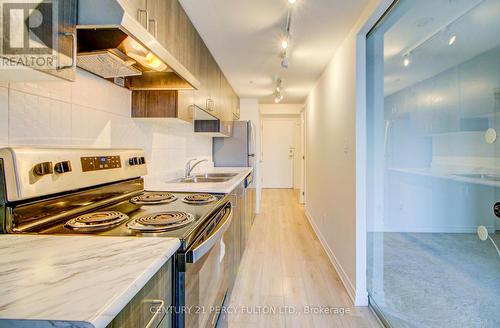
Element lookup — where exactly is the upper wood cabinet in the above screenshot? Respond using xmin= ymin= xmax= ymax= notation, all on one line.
xmin=0 ymin=0 xmax=77 ymax=82
xmin=46 ymin=0 xmax=78 ymax=81
xmin=131 ymin=89 xmax=193 ymax=123
xmin=120 ymin=0 xmax=148 ymax=27
xmin=127 ymin=0 xmax=239 ymax=122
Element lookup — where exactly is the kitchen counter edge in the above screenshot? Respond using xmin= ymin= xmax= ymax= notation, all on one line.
xmin=0 ymin=235 xmax=180 ymax=328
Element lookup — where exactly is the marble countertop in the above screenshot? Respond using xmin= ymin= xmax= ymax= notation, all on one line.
xmin=144 ymin=167 xmax=253 ymax=194
xmin=389 ymin=167 xmax=500 ymax=187
xmin=0 ymin=235 xmax=180 ymax=328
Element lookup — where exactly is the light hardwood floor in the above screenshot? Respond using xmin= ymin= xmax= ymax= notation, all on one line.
xmin=227 ymin=189 xmax=380 ymax=328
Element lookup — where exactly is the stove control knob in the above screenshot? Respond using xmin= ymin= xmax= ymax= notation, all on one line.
xmin=33 ymin=162 xmax=53 ymax=176
xmin=55 ymin=161 xmax=72 ymax=174
xmin=138 ymin=157 xmax=146 ymax=165
xmin=129 ymin=157 xmax=139 ymax=166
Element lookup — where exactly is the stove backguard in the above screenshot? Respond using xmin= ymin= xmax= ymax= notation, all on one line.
xmin=5 ymin=178 xmax=144 ymax=233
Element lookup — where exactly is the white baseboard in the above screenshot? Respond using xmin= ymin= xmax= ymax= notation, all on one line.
xmin=304 ymin=208 xmax=360 ymax=305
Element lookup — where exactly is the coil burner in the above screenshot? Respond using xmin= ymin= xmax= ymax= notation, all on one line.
xmin=182 ymin=194 xmax=218 ymax=205
xmin=65 ymin=211 xmax=129 ymax=232
xmin=126 ymin=211 xmax=195 ymax=232
xmin=130 ymin=192 xmax=177 ymax=205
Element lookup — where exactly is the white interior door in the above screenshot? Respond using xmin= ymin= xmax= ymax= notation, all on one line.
xmin=262 ymin=119 xmax=295 ymax=188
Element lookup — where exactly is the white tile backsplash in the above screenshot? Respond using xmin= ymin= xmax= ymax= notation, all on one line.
xmin=71 ymin=70 xmax=131 ymax=116
xmin=9 ymin=90 xmax=72 ymax=146
xmin=9 ymin=80 xmax=72 ymax=103
xmin=1 ymin=70 xmax=212 ymax=175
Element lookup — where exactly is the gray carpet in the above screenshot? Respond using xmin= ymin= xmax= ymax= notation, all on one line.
xmin=367 ymin=232 xmax=500 ymax=328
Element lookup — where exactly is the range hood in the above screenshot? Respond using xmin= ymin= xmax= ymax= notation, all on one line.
xmin=77 ymin=0 xmax=199 ymax=90
xmin=193 ymin=107 xmax=233 ymax=138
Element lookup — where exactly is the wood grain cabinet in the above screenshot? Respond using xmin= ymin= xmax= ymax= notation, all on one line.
xmin=132 ymin=90 xmax=193 ymax=123
xmin=107 ymin=259 xmax=172 ymax=328
xmin=126 ymin=0 xmax=240 ymax=123
xmin=3 ymin=0 xmax=78 ymax=81
xmin=120 ymin=0 xmax=148 ymax=28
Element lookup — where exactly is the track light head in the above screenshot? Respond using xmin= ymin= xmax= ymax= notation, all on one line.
xmin=281 ymin=57 xmax=289 ymax=69
xmin=281 ymin=39 xmax=289 ymax=50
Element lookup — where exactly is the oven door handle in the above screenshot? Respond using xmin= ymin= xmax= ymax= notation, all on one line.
xmin=187 ymin=204 xmax=233 ymax=263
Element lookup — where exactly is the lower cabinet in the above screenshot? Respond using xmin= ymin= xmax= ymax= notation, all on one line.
xmin=107 ymin=259 xmax=172 ymax=328
xmin=227 ymin=179 xmax=253 ymax=295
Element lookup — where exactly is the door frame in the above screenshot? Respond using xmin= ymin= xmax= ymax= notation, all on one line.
xmin=260 ymin=115 xmax=301 ymax=189
xmin=300 ymin=108 xmax=306 ymax=204
xmin=354 ymin=0 xmax=397 ymax=307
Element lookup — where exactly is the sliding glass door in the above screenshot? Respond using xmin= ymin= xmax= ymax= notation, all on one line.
xmin=366 ymin=0 xmax=500 ymax=327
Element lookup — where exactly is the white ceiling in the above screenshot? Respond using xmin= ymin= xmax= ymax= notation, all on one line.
xmin=180 ymin=0 xmax=370 ymax=104
xmin=383 ymin=0 xmax=500 ymax=95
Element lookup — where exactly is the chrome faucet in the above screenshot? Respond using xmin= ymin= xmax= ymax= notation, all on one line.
xmin=185 ymin=158 xmax=208 ymax=178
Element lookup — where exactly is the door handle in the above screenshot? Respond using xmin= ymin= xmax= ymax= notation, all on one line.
xmin=56 ymin=32 xmax=76 ymax=70
xmin=187 ymin=205 xmax=233 ymax=263
xmin=138 ymin=9 xmax=150 ymax=30
xmin=144 ymin=299 xmax=164 ymax=328
xmin=149 ymin=19 xmax=158 ymax=38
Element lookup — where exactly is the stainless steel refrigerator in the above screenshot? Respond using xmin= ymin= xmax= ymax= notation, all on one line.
xmin=213 ymin=120 xmax=257 ymax=229
xmin=213 ymin=120 xmax=255 ymax=167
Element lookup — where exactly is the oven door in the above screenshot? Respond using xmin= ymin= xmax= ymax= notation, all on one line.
xmin=184 ymin=202 xmax=233 ymax=328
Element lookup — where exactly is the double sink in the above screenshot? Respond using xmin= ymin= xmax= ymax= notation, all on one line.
xmin=169 ymin=173 xmax=238 ymax=183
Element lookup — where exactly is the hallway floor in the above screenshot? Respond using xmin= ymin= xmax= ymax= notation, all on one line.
xmin=227 ymin=189 xmax=380 ymax=328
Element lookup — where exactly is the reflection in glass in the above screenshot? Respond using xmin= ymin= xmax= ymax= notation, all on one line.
xmin=366 ymin=0 xmax=500 ymax=327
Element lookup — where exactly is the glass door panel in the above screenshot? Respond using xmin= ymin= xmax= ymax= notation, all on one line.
xmin=366 ymin=0 xmax=500 ymax=327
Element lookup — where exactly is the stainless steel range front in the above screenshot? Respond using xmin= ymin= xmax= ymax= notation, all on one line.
xmin=0 ymin=147 xmax=234 ymax=328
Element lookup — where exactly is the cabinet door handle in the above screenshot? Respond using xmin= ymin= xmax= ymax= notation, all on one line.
xmin=137 ymin=9 xmax=150 ymax=30
xmin=56 ymin=32 xmax=76 ymax=70
xmin=144 ymin=299 xmax=164 ymax=328
xmin=206 ymin=99 xmax=215 ymax=112
xmin=149 ymin=19 xmax=158 ymax=38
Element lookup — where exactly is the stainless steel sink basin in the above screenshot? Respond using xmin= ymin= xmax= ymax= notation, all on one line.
xmin=454 ymin=173 xmax=500 ymax=181
xmin=169 ymin=176 xmax=232 ymax=183
xmin=168 ymin=172 xmax=238 ymax=183
xmin=194 ymin=173 xmax=238 ymax=178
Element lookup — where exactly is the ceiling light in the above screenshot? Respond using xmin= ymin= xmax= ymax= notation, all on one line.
xmin=281 ymin=39 xmax=288 ymax=50
xmin=288 ymin=0 xmax=297 ymax=4
xmin=448 ymin=35 xmax=457 ymax=45
xmin=403 ymin=53 xmax=411 ymax=67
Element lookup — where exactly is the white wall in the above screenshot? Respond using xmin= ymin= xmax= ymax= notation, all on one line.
xmin=260 ymin=103 xmax=303 ymax=115
xmin=304 ymin=0 xmax=385 ymax=306
xmin=0 ymin=69 xmax=213 ymax=176
xmin=239 ymin=98 xmax=261 ymax=213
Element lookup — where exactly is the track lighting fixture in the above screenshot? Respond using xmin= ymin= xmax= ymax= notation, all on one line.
xmin=448 ymin=35 xmax=457 ymax=46
xmin=281 ymin=56 xmax=289 ymax=69
xmin=403 ymin=53 xmax=411 ymax=67
xmin=274 ymin=93 xmax=283 ymax=103
xmin=278 ymin=4 xmax=293 ymax=69
xmin=274 ymin=78 xmax=284 ymax=103
xmin=281 ymin=39 xmax=289 ymax=50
